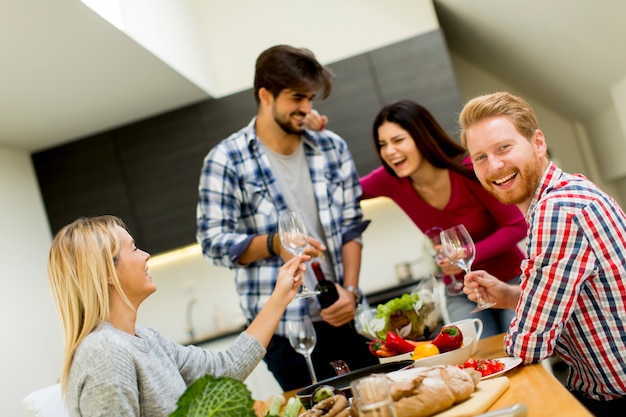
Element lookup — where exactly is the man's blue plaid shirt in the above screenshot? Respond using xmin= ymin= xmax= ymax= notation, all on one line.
xmin=196 ymin=117 xmax=367 ymax=337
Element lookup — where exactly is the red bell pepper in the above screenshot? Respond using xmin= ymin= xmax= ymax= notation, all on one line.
xmin=384 ymin=331 xmax=416 ymax=354
xmin=432 ymin=325 xmax=463 ymax=353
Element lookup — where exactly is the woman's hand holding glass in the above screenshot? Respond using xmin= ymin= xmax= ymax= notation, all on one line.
xmin=278 ymin=211 xmax=320 ymax=298
xmin=273 ymin=256 xmax=308 ymax=300
xmin=425 ymin=227 xmax=464 ymax=295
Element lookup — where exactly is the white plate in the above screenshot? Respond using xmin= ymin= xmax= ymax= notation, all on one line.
xmin=482 ymin=356 xmax=523 ymax=379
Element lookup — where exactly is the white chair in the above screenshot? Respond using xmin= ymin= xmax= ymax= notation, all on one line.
xmin=22 ymin=383 xmax=70 ymax=417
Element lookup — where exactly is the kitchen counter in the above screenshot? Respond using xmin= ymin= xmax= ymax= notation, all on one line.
xmin=187 ymin=325 xmax=246 ymax=346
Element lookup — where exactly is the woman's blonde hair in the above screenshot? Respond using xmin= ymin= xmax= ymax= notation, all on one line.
xmin=48 ymin=215 xmax=134 ymax=392
xmin=459 ymin=91 xmax=540 ymax=147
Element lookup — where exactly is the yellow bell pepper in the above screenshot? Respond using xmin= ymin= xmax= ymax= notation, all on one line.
xmin=412 ymin=342 xmax=440 ymax=360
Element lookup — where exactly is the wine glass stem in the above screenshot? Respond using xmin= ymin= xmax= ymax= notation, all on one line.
xmin=296 ymin=250 xmax=310 ymax=293
xmin=304 ymin=354 xmax=317 ymax=384
xmin=465 ymin=267 xmax=479 ymax=298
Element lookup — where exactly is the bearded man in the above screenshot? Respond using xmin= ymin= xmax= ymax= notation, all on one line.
xmin=459 ymin=91 xmax=626 ymax=416
xmin=196 ymin=45 xmax=377 ymax=391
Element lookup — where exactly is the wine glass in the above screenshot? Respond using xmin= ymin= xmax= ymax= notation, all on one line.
xmin=278 ymin=211 xmax=320 ymax=298
xmin=424 ymin=227 xmax=464 ymax=296
xmin=286 ymin=316 xmax=318 ymax=384
xmin=439 ymin=224 xmax=496 ymax=313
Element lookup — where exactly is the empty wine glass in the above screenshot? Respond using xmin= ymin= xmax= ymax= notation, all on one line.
xmin=424 ymin=227 xmax=464 ymax=296
xmin=440 ymin=224 xmax=496 ymax=313
xmin=286 ymin=316 xmax=318 ymax=384
xmin=278 ymin=211 xmax=320 ymax=298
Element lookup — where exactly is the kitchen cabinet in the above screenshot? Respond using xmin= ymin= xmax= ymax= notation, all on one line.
xmin=113 ymin=105 xmax=208 ymax=252
xmin=31 ymin=131 xmax=139 ymax=236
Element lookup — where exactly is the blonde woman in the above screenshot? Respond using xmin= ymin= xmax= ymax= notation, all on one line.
xmin=48 ymin=215 xmax=306 ymax=417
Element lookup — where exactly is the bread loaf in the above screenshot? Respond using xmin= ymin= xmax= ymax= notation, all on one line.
xmin=385 ymin=365 xmax=480 ymax=417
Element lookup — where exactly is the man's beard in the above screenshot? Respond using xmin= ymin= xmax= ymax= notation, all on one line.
xmin=273 ymin=107 xmax=306 ymax=135
xmin=482 ymin=156 xmax=544 ymax=206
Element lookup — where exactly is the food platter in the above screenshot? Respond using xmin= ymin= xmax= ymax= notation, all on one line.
xmin=482 ymin=357 xmax=523 ymax=379
xmin=296 ymin=360 xmax=413 ymax=409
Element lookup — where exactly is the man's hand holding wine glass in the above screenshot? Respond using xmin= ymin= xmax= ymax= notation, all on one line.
xmin=440 ymin=224 xmax=496 ymax=312
xmin=462 ymin=270 xmax=522 ymax=311
xmin=278 ymin=235 xmax=326 ymax=261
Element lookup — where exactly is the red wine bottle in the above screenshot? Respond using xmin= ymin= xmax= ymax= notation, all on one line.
xmin=312 ymin=261 xmax=339 ymax=308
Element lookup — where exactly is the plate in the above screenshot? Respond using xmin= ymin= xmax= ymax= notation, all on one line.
xmin=482 ymin=357 xmax=523 ymax=379
xmin=296 ymin=360 xmax=413 ymax=409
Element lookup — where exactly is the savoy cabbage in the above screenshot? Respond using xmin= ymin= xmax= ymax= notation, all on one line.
xmin=170 ymin=374 xmax=256 ymax=417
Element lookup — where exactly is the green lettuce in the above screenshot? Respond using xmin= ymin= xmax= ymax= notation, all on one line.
xmin=170 ymin=374 xmax=256 ymax=417
xmin=373 ymin=292 xmax=435 ymax=340
xmin=375 ymin=293 xmax=422 ymax=319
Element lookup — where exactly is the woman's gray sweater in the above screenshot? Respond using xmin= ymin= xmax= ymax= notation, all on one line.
xmin=66 ymin=322 xmax=265 ymax=416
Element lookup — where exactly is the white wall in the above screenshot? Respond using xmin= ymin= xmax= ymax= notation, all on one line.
xmin=587 ymin=104 xmax=626 ymax=182
xmin=0 ymin=146 xmax=61 ymax=416
xmin=195 ymin=0 xmax=440 ymax=97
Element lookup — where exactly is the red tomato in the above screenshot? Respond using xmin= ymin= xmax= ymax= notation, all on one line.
xmin=463 ymin=358 xmax=478 ymax=369
xmin=488 ymin=359 xmax=505 ymax=373
xmin=477 ymin=361 xmax=491 ymax=376
xmin=460 ymin=357 xmax=506 ymax=376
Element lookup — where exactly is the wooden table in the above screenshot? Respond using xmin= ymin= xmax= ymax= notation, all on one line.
xmin=283 ymin=333 xmax=593 ymax=416
xmin=474 ymin=333 xmax=592 ymax=416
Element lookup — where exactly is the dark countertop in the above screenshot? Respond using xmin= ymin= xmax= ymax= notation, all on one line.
xmin=187 ymin=325 xmax=246 ymax=346
xmin=188 ymin=278 xmax=422 ymax=346
xmin=365 ymin=279 xmax=421 ymax=306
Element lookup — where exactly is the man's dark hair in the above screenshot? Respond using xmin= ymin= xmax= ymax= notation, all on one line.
xmin=253 ymin=45 xmax=335 ymax=104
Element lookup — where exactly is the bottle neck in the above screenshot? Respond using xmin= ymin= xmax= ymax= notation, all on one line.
xmin=311 ymin=261 xmax=326 ymax=283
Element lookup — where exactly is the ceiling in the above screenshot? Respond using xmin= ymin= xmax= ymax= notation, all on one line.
xmin=0 ymin=0 xmax=208 ymax=153
xmin=2 ymin=0 xmax=625 ymax=153
xmin=434 ymin=0 xmax=626 ymax=121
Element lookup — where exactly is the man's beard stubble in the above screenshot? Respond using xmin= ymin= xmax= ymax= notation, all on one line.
xmin=273 ymin=107 xmax=305 ymax=135
xmin=482 ymin=156 xmax=545 ymax=206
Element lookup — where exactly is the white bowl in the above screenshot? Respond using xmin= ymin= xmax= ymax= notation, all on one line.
xmin=379 ymin=337 xmax=473 ymax=367
xmin=446 ymin=318 xmax=483 ymax=354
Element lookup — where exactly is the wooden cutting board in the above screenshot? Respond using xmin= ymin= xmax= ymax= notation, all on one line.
xmin=433 ymin=377 xmax=510 ymax=417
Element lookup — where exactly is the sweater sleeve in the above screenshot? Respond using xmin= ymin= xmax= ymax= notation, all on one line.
xmin=173 ymin=331 xmax=266 ymax=384
xmin=359 ymin=167 xmax=389 ymax=200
